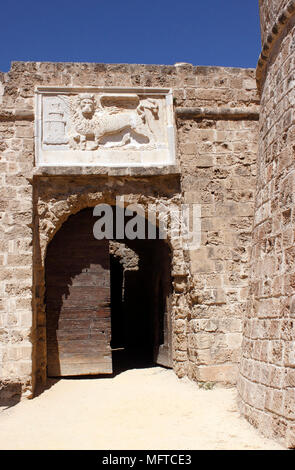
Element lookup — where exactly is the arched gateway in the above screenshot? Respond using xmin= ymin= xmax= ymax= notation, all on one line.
xmin=0 ymin=67 xmax=259 ymax=411
xmin=45 ymin=207 xmax=172 ymax=377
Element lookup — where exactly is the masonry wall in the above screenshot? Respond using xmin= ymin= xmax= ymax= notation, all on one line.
xmin=177 ymin=75 xmax=259 ymax=384
xmin=259 ymin=0 xmax=291 ymax=43
xmin=0 ymin=70 xmax=34 ymax=403
xmin=238 ymin=0 xmax=295 ymax=448
xmin=0 ymin=62 xmax=259 ymax=402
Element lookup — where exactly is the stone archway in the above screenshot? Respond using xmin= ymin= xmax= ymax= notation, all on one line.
xmin=44 ymin=206 xmax=174 ymax=378
xmin=32 ymin=176 xmax=190 ymax=392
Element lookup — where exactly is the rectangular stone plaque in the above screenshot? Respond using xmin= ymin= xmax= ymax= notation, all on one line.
xmin=35 ymin=87 xmax=176 ymax=167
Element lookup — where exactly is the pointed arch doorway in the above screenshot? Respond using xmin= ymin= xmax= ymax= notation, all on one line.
xmin=45 ymin=207 xmax=172 ymax=377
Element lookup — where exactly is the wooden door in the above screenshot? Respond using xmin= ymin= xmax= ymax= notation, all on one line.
xmin=153 ymin=240 xmax=173 ymax=369
xmin=154 ymin=278 xmax=172 ymax=368
xmin=45 ymin=208 xmax=112 ymax=377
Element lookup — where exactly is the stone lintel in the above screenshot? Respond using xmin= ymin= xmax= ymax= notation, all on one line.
xmin=33 ymin=165 xmax=181 ymax=177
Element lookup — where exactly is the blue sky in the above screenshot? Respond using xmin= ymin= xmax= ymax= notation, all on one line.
xmin=0 ymin=0 xmax=261 ymax=72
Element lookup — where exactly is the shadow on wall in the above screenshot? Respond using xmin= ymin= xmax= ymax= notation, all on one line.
xmin=0 ymin=382 xmax=22 ymax=407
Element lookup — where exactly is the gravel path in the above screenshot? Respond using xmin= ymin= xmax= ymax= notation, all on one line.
xmin=0 ymin=367 xmax=284 ymax=450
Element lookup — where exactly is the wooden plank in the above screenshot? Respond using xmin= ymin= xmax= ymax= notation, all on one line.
xmin=47 ymin=317 xmax=111 ymax=331
xmin=52 ymin=330 xmax=110 ymax=341
xmin=47 ymin=325 xmax=111 ymax=338
xmin=46 ymin=308 xmax=111 ymax=320
xmin=47 ymin=340 xmax=112 ymax=355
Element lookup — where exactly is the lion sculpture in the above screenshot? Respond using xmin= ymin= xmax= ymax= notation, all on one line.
xmin=68 ymin=93 xmax=159 ymax=150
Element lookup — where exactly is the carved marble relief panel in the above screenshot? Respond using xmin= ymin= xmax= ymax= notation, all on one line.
xmin=35 ymin=87 xmax=176 ymax=167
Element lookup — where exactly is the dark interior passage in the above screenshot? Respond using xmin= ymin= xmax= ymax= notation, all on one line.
xmin=110 ymin=236 xmax=172 ymax=373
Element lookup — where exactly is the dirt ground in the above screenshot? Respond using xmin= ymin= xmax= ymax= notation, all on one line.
xmin=0 ymin=367 xmax=284 ymax=450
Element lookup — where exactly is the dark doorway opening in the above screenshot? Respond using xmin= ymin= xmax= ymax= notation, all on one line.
xmin=109 ymin=236 xmax=172 ymax=374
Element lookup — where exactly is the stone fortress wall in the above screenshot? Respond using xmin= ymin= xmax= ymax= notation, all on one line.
xmin=0 ymin=62 xmax=259 ymax=404
xmin=3 ymin=0 xmax=295 ymax=450
xmin=238 ymin=0 xmax=295 ymax=448
xmin=259 ymin=0 xmax=291 ymax=43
